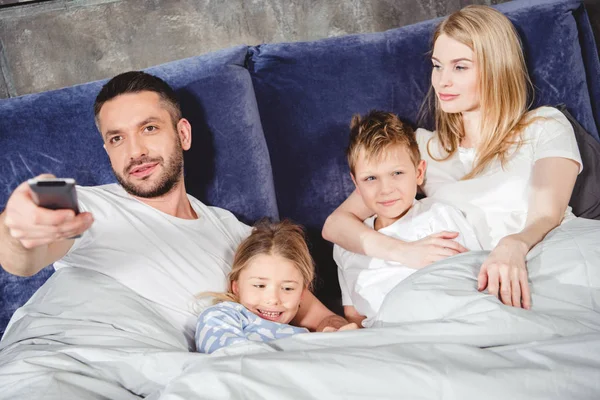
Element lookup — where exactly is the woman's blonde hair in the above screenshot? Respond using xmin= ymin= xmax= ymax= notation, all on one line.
xmin=425 ymin=5 xmax=537 ymax=179
xmin=200 ymin=219 xmax=315 ymax=305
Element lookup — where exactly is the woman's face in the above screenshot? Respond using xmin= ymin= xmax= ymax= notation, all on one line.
xmin=431 ymin=34 xmax=480 ymax=114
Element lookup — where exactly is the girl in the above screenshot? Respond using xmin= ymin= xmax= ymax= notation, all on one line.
xmin=196 ymin=219 xmax=315 ymax=354
xmin=323 ymin=5 xmax=582 ymax=310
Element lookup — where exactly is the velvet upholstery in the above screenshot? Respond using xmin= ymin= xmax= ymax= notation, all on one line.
xmin=559 ymin=105 xmax=600 ymax=220
xmin=1 ymin=0 xmax=599 ymax=336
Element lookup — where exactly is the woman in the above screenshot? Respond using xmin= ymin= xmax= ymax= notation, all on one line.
xmin=322 ymin=5 xmax=582 ymax=310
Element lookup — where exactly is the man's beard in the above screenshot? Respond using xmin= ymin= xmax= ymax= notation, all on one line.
xmin=113 ymin=147 xmax=184 ymax=199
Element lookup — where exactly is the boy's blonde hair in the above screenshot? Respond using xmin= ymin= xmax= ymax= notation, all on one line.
xmin=201 ymin=219 xmax=315 ymax=305
xmin=425 ymin=5 xmax=538 ymax=179
xmin=347 ymin=110 xmax=421 ymax=175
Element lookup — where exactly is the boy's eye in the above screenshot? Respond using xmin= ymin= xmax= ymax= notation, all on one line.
xmin=393 ymin=171 xmax=404 ymax=176
xmin=364 ymin=176 xmax=376 ymax=182
xmin=253 ymin=284 xmax=265 ymax=289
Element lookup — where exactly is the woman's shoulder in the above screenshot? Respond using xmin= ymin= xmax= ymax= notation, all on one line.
xmin=416 ymin=127 xmax=435 ymax=142
xmin=525 ymin=106 xmax=571 ymax=130
xmin=415 ymin=127 xmax=436 ymax=153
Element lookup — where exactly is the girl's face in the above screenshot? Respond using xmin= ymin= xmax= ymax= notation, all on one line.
xmin=431 ymin=34 xmax=480 ymax=114
xmin=232 ymin=253 xmax=306 ymax=325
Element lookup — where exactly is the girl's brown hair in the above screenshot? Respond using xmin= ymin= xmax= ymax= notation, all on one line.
xmin=200 ymin=219 xmax=315 ymax=305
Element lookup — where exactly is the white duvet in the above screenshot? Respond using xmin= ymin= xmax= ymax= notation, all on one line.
xmin=1 ymin=218 xmax=599 ymax=399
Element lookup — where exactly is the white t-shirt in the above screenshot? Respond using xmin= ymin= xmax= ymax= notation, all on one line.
xmin=54 ymin=184 xmax=251 ymax=347
xmin=417 ymin=106 xmax=583 ymax=250
xmin=334 ymin=200 xmax=481 ymax=327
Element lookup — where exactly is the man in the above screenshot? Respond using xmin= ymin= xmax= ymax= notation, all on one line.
xmin=0 ymin=71 xmax=355 ymax=347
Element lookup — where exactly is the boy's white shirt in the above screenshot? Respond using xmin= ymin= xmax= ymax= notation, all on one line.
xmin=333 ymin=199 xmax=481 ymax=327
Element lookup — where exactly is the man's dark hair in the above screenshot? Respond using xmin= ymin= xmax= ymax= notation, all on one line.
xmin=93 ymin=71 xmax=182 ymax=125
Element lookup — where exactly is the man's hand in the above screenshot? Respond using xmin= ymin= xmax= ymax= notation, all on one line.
xmin=321 ymin=322 xmax=360 ymax=332
xmin=4 ymin=174 xmax=93 ymax=249
xmin=316 ymin=314 xmax=359 ymax=332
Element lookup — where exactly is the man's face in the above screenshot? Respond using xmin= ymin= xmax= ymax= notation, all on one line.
xmin=97 ymin=91 xmax=190 ymax=198
xmin=352 ymin=145 xmax=426 ymax=229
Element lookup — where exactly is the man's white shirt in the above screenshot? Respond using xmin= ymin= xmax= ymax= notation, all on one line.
xmin=55 ymin=184 xmax=251 ymax=346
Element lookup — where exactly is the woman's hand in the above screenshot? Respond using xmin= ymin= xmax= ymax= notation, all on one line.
xmin=477 ymin=236 xmax=531 ymax=309
xmin=396 ymin=231 xmax=468 ymax=268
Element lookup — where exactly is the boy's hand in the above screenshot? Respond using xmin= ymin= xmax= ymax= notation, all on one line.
xmin=322 ymin=322 xmax=360 ymax=332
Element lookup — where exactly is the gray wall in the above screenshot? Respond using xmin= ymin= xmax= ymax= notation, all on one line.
xmin=0 ymin=0 xmax=597 ymax=99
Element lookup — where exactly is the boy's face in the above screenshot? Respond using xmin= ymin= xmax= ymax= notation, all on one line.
xmin=352 ymin=145 xmax=426 ymax=228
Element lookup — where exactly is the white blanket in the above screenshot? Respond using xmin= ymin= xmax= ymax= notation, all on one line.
xmin=1 ymin=218 xmax=599 ymax=399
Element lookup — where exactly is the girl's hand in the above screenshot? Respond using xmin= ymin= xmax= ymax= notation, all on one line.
xmin=477 ymin=236 xmax=531 ymax=309
xmin=396 ymin=231 xmax=468 ymax=268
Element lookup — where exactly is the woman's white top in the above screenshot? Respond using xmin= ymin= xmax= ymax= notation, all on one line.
xmin=416 ymin=106 xmax=583 ymax=250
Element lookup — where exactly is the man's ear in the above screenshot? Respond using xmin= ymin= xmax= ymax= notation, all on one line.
xmin=416 ymin=159 xmax=427 ymax=185
xmin=177 ymin=118 xmax=192 ymax=151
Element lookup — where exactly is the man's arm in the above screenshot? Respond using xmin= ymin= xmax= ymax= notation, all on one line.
xmin=0 ymin=211 xmax=74 ymax=276
xmin=343 ymin=306 xmax=366 ymax=327
xmin=293 ymin=291 xmax=352 ymax=332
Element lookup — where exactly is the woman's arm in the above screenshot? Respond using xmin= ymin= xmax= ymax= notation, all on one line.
xmin=323 ymin=190 xmax=467 ymax=267
xmin=478 ymin=157 xmax=580 ymax=309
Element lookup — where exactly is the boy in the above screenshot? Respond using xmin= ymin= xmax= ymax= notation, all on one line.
xmin=334 ymin=111 xmax=481 ymax=327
